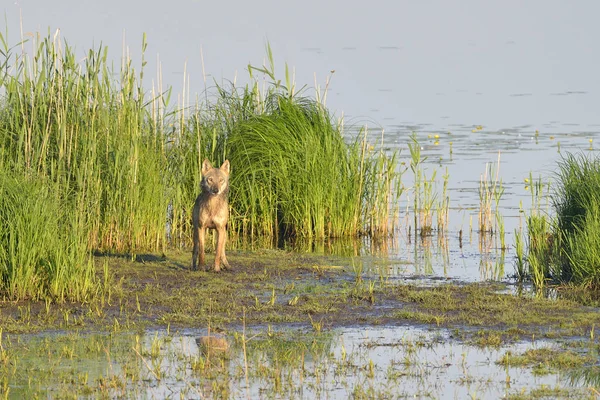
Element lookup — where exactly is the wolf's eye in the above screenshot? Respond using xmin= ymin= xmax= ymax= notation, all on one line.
xmin=207 ymin=178 xmax=213 ymax=183
xmin=219 ymin=179 xmax=224 ymax=184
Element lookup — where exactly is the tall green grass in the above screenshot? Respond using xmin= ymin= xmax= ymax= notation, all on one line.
xmin=0 ymin=174 xmax=94 ymax=301
xmin=227 ymin=96 xmax=400 ymax=239
xmin=0 ymin=31 xmax=401 ymax=299
xmin=517 ymin=154 xmax=600 ymax=290
xmin=0 ymin=32 xmax=171 ymax=254
xmin=516 ymin=172 xmax=554 ymax=290
xmin=553 ymin=153 xmax=600 ymax=288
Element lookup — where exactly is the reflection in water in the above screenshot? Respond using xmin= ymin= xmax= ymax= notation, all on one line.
xmin=569 ymin=366 xmax=600 ymax=388
xmin=3 ymin=327 xmax=591 ymax=399
xmin=239 ymin=224 xmax=511 ymax=285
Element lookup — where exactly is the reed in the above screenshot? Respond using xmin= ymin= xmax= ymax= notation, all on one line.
xmin=408 ymin=133 xmax=421 ymax=235
xmin=478 ymin=153 xmax=503 ymax=234
xmin=0 ymin=174 xmax=94 ymax=301
xmin=553 ymin=153 xmax=600 ymax=287
xmin=436 ymin=167 xmax=450 ymax=233
xmin=408 ymin=133 xmax=437 ymax=237
xmin=216 ymin=52 xmax=402 ymax=239
xmin=514 ymin=228 xmax=526 ymax=281
xmin=0 ymin=30 xmax=401 ymax=298
xmin=497 ymin=212 xmax=506 ymax=250
xmin=420 ymin=170 xmax=437 ymax=236
xmin=228 ymin=98 xmax=400 ymax=238
xmin=0 ymin=31 xmax=172 ymax=255
xmin=526 ymin=213 xmax=551 ymax=289
xmin=363 ymin=130 xmax=404 ymax=236
xmin=515 ymin=173 xmax=554 ymax=289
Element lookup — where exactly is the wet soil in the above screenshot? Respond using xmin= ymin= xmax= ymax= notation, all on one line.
xmin=2 ymin=248 xmax=600 ymax=346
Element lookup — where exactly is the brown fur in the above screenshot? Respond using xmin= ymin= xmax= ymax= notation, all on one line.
xmin=191 ymin=159 xmax=231 ymax=272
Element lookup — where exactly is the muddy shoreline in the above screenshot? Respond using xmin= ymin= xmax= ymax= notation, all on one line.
xmin=3 ymin=249 xmax=600 ymax=399
xmin=2 ymin=249 xmax=599 ymax=343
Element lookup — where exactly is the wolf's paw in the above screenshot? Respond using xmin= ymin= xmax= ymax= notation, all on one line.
xmin=222 ymin=262 xmax=233 ymax=271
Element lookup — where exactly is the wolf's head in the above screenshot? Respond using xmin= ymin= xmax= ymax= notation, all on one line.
xmin=201 ymin=159 xmax=230 ymax=196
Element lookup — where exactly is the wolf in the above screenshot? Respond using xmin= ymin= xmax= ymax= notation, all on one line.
xmin=191 ymin=159 xmax=231 ymax=272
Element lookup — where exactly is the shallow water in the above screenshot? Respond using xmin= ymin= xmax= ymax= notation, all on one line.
xmin=359 ymin=128 xmax=599 ymax=283
xmin=4 ymin=326 xmax=592 ymax=399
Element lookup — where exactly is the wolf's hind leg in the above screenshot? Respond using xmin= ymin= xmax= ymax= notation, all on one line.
xmin=214 ymin=225 xmax=229 ymax=272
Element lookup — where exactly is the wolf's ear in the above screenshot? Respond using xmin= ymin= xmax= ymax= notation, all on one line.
xmin=202 ymin=159 xmax=213 ymax=175
xmin=220 ymin=160 xmax=230 ymax=174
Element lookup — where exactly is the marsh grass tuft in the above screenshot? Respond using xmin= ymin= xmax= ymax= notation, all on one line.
xmin=514 ymin=228 xmax=526 ymax=282
xmin=0 ymin=174 xmax=94 ymax=301
xmin=553 ymin=153 xmax=600 ymax=288
xmin=408 ymin=133 xmax=440 ymax=237
xmin=497 ymin=347 xmax=591 ymax=371
xmin=436 ymin=167 xmax=450 ymax=234
xmin=227 ymin=96 xmax=400 ymax=239
xmin=478 ymin=153 xmax=503 ymax=234
xmin=516 ymin=154 xmax=600 ymax=291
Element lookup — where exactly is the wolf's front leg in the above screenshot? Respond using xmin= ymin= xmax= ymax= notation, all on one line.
xmin=199 ymin=227 xmax=207 ymax=270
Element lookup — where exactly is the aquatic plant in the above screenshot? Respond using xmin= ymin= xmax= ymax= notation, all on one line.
xmin=0 ymin=174 xmax=94 ymax=301
xmin=515 ymin=173 xmax=554 ymax=290
xmin=436 ymin=167 xmax=450 ymax=233
xmin=552 ymin=153 xmax=600 ymax=288
xmin=478 ymin=153 xmax=503 ymax=234
xmin=408 ymin=133 xmax=437 ymax=237
xmin=226 ymin=94 xmax=401 ymax=239
xmin=514 ymin=228 xmax=526 ymax=282
xmin=0 ymin=31 xmax=171 ymax=256
xmin=497 ymin=212 xmax=506 ymax=250
xmin=420 ymin=170 xmax=437 ymax=235
xmin=408 ymin=133 xmax=422 ymax=236
xmin=526 ymin=213 xmax=552 ymax=289
xmin=517 ymin=154 xmax=600 ymax=290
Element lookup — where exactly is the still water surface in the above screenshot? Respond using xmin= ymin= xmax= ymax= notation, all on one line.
xmin=7 ymin=326 xmax=591 ymax=399
xmin=5 ymin=1 xmax=600 ymax=134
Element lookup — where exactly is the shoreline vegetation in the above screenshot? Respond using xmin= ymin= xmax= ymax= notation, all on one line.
xmin=0 ymin=30 xmax=599 ymax=302
xmin=0 ymin=31 xmax=400 ymax=301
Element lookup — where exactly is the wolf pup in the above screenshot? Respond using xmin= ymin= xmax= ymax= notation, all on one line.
xmin=192 ymin=159 xmax=231 ymax=272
